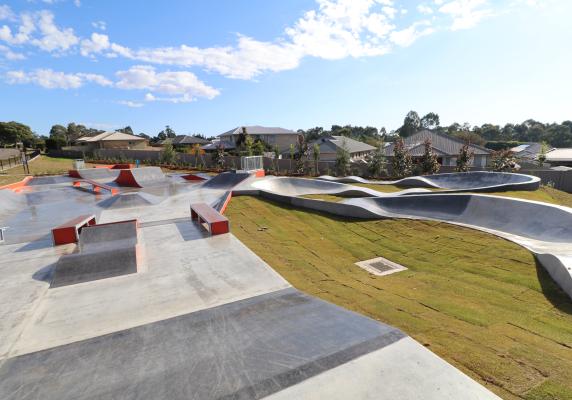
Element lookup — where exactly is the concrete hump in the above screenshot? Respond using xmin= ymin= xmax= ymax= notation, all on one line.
xmin=51 ymin=220 xmax=140 ymax=288
xmin=69 ymin=168 xmax=120 ymax=181
xmin=201 ymin=172 xmax=251 ymax=190
xmin=98 ymin=192 xmax=159 ymax=209
xmin=114 ymin=167 xmax=165 ymax=188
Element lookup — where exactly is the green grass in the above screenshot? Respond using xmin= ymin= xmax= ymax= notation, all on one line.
xmin=226 ymin=196 xmax=572 ymax=400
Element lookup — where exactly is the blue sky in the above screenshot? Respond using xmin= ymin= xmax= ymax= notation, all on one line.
xmin=0 ymin=0 xmax=570 ymax=137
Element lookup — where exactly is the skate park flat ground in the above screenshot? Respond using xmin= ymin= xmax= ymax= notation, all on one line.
xmin=1 ymin=170 xmax=570 ymax=399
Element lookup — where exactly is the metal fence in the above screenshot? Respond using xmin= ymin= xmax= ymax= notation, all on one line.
xmin=241 ymin=156 xmax=263 ymax=171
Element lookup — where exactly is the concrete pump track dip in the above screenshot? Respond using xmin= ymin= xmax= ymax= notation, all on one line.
xmin=0 ymin=166 xmax=568 ymax=399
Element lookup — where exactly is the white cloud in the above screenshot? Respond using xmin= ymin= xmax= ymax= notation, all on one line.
xmin=417 ymin=4 xmax=434 ymax=14
xmin=115 ymin=65 xmax=220 ymax=101
xmin=0 ymin=14 xmax=35 ymax=45
xmin=80 ymin=32 xmax=110 ymax=56
xmin=390 ymin=21 xmax=435 ymax=47
xmin=438 ymin=0 xmax=493 ymax=30
xmin=74 ymin=0 xmax=81 ymax=7
xmin=5 ymin=68 xmax=111 ymax=89
xmin=0 ymin=5 xmax=15 ymax=21
xmin=118 ymin=100 xmax=144 ymax=108
xmin=91 ymin=20 xmax=106 ymax=31
xmin=0 ymin=44 xmax=25 ymax=60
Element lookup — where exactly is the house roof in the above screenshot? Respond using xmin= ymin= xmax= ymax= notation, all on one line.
xmin=161 ymin=135 xmax=211 ymax=145
xmin=384 ymin=130 xmax=491 ymax=157
xmin=219 ymin=126 xmax=297 ymax=137
xmin=201 ymin=140 xmax=236 ymax=151
xmin=510 ymin=142 xmax=551 ymax=160
xmin=310 ymin=136 xmax=376 ymax=154
xmin=76 ymin=131 xmax=146 ymax=142
xmin=546 ymin=148 xmax=572 ymax=162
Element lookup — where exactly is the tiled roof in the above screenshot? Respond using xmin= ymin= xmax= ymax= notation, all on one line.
xmin=384 ymin=130 xmax=491 ymax=156
xmin=77 ymin=131 xmax=146 ymax=142
xmin=219 ymin=126 xmax=297 ymax=137
xmin=546 ymin=148 xmax=572 ymax=162
xmin=310 ymin=136 xmax=376 ymax=154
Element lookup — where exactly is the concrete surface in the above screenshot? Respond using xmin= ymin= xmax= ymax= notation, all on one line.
xmin=319 ymin=171 xmax=541 ymax=192
xmin=0 ymin=171 xmax=507 ymax=398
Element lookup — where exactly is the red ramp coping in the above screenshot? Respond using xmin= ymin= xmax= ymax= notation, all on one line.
xmin=191 ymin=202 xmax=229 ymax=235
xmin=0 ymin=176 xmax=33 ymax=191
xmin=51 ymin=214 xmax=97 ymax=246
xmin=181 ymin=174 xmax=207 ymax=181
xmin=114 ymin=167 xmax=165 ymax=188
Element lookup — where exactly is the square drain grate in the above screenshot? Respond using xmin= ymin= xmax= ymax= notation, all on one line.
xmin=355 ymin=256 xmax=407 ymax=276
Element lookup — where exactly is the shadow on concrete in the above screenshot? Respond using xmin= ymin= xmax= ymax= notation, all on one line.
xmin=175 ymin=221 xmax=208 ymax=242
xmin=32 ymin=264 xmax=54 ymax=283
xmin=15 ymin=236 xmax=53 ymax=252
xmin=535 ymin=257 xmax=572 ymax=314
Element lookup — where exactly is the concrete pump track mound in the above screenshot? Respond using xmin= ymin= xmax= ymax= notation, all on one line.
xmin=1 ymin=169 xmax=567 ymax=399
xmin=318 ymin=171 xmax=541 ymax=192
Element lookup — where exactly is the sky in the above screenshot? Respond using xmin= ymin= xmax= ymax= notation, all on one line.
xmin=0 ymin=0 xmax=570 ymax=137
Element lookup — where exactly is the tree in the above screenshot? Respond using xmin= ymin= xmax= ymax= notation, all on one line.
xmin=138 ymin=133 xmax=151 ymax=139
xmin=420 ymin=112 xmax=440 ymax=130
xmin=456 ymin=143 xmax=474 ymax=172
xmin=312 ymin=143 xmax=320 ymax=176
xmin=188 ymin=143 xmax=203 ymax=168
xmin=157 ymin=125 xmax=176 ymax=141
xmin=253 ymin=140 xmax=265 ymax=156
xmin=392 ymin=138 xmax=413 ymax=178
xmin=335 ymin=138 xmax=350 ymax=176
xmin=537 ymin=142 xmax=549 ymax=167
xmin=212 ymin=142 xmax=225 ymax=170
xmin=491 ymin=150 xmax=517 ymax=172
xmin=273 ymin=145 xmax=280 ymax=174
xmin=289 ymin=144 xmax=295 ymax=173
xmin=160 ymin=142 xmax=177 ymax=164
xmin=118 ymin=126 xmax=134 ymax=135
xmin=367 ymin=141 xmax=387 ymax=178
xmin=295 ymin=135 xmax=308 ymax=174
xmin=244 ymin=135 xmax=254 ymax=156
xmin=0 ymin=121 xmax=35 ymax=146
xmin=420 ymin=139 xmax=440 ymax=175
xmin=399 ymin=111 xmax=421 ymax=137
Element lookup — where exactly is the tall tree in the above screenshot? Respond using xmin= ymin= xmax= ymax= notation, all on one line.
xmin=335 ymin=138 xmax=350 ymax=176
xmin=420 ymin=139 xmax=440 ymax=175
xmin=312 ymin=143 xmax=321 ymax=176
xmin=0 ymin=121 xmax=35 ymax=146
xmin=456 ymin=143 xmax=474 ymax=172
xmin=399 ymin=111 xmax=421 ymax=137
xmin=420 ymin=112 xmax=440 ymax=130
xmin=367 ymin=141 xmax=387 ymax=178
xmin=392 ymin=138 xmax=413 ymax=178
xmin=118 ymin=126 xmax=134 ymax=135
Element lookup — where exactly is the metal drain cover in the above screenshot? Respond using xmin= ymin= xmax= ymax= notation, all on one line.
xmin=355 ymin=256 xmax=407 ymax=276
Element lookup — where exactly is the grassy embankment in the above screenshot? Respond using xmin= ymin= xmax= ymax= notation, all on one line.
xmin=226 ymin=187 xmax=572 ymax=400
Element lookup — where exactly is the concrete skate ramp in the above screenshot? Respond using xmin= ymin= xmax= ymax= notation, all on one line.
xmin=51 ymin=220 xmax=139 ymax=287
xmin=98 ymin=192 xmax=160 ymax=209
xmin=0 ymin=189 xmax=26 ymax=217
xmin=319 ymin=171 xmax=541 ymax=192
xmin=69 ymin=168 xmax=120 ymax=180
xmin=201 ymin=171 xmax=251 ymax=190
xmin=114 ymin=167 xmax=165 ymax=187
xmin=0 ymin=288 xmax=412 ymax=400
xmin=250 ymin=177 xmax=427 ymax=197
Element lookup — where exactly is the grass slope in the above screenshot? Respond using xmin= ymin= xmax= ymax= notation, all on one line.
xmin=226 ymin=196 xmax=572 ymax=400
xmin=0 ymin=155 xmax=97 ymax=186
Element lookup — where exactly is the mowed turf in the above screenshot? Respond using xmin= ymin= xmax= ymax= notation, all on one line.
xmin=226 ymin=196 xmax=572 ymax=400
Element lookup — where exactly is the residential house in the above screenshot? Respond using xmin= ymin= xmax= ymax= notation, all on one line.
xmin=510 ymin=142 xmax=551 ymax=165
xmin=309 ymin=136 xmax=376 ymax=161
xmin=218 ymin=126 xmax=300 ymax=153
xmin=546 ymin=148 xmax=572 ymax=167
xmin=159 ymin=135 xmax=211 ymax=148
xmin=75 ymin=131 xmax=148 ymax=151
xmin=384 ymin=130 xmax=492 ymax=168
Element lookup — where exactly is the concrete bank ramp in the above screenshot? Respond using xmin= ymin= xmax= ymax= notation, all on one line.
xmin=51 ymin=220 xmax=139 ymax=287
xmin=70 ymin=168 xmax=120 ymax=181
xmin=319 ymin=171 xmax=541 ymax=192
xmin=98 ymin=192 xmax=161 ymax=209
xmin=201 ymin=171 xmax=251 ymax=190
xmin=114 ymin=167 xmax=166 ymax=188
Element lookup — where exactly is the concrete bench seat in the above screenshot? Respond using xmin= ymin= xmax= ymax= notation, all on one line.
xmin=51 ymin=214 xmax=97 ymax=246
xmin=190 ymin=202 xmax=229 ymax=235
xmin=72 ymin=179 xmax=118 ymax=196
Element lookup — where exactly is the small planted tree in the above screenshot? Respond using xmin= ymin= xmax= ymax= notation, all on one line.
xmin=273 ymin=145 xmax=280 ymax=175
xmin=392 ymin=138 xmax=412 ymax=178
xmin=420 ymin=138 xmax=440 ymax=175
xmin=537 ymin=142 xmax=549 ymax=167
xmin=244 ymin=135 xmax=254 ymax=157
xmin=289 ymin=143 xmax=295 ymax=173
xmin=189 ymin=143 xmax=202 ymax=168
xmin=335 ymin=138 xmax=350 ymax=176
xmin=492 ymin=149 xmax=517 ymax=171
xmin=456 ymin=143 xmax=474 ymax=172
xmin=160 ymin=142 xmax=177 ymax=165
xmin=253 ymin=140 xmax=265 ymax=156
xmin=312 ymin=143 xmax=321 ymax=176
xmin=295 ymin=135 xmax=308 ymax=174
xmin=212 ymin=143 xmax=225 ymax=170
xmin=367 ymin=141 xmax=386 ymax=178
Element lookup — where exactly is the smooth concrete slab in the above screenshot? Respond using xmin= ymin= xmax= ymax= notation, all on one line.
xmin=0 ymin=288 xmax=406 ymax=400
xmin=264 ymin=337 xmax=501 ymax=400
xmin=8 ymin=222 xmax=290 ymax=356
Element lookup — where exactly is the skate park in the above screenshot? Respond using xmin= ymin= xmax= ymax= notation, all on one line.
xmin=0 ymin=162 xmax=571 ymax=399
